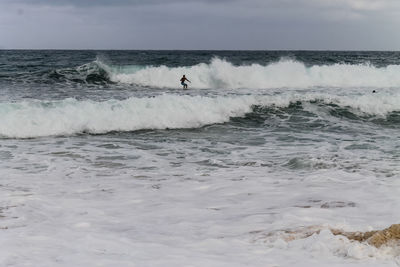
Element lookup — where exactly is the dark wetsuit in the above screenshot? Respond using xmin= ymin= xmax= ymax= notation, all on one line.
xmin=180 ymin=77 xmax=189 ymax=88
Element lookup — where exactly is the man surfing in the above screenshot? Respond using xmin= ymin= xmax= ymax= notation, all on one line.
xmin=180 ymin=75 xmax=191 ymax=89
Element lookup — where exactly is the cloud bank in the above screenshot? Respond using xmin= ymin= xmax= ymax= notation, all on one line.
xmin=1 ymin=0 xmax=399 ymax=49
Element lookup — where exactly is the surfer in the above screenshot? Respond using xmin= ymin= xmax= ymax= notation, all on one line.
xmin=180 ymin=75 xmax=191 ymax=89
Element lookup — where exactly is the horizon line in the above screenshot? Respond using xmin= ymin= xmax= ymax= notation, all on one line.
xmin=1 ymin=48 xmax=400 ymax=52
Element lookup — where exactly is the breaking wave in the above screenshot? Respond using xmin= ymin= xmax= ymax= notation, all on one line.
xmin=1 ymin=92 xmax=400 ymax=138
xmin=25 ymin=58 xmax=400 ymax=88
xmin=103 ymin=58 xmax=400 ymax=89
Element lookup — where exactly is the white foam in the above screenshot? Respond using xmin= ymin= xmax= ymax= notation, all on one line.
xmin=105 ymin=58 xmax=400 ymax=89
xmin=1 ymin=91 xmax=400 ymax=138
xmin=1 ymin=110 xmax=400 ymax=266
xmin=0 ymin=95 xmax=256 ymax=138
xmin=264 ymin=228 xmax=400 ymax=261
xmin=267 ymin=91 xmax=400 ymax=116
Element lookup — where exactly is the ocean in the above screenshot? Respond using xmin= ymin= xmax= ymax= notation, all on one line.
xmin=1 ymin=50 xmax=400 ymax=266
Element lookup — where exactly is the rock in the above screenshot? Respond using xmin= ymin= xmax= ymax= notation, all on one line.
xmin=271 ymin=224 xmax=400 ymax=248
xmin=366 ymin=224 xmax=400 ymax=247
xmin=331 ymin=224 xmax=400 ymax=248
xmin=330 ymin=229 xmax=377 ymax=243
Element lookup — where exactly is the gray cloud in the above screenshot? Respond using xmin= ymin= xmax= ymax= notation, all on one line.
xmin=1 ymin=0 xmax=400 ymax=50
xmin=5 ymin=0 xmax=236 ymax=7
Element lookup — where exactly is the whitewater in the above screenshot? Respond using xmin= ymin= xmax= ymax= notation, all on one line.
xmin=1 ymin=50 xmax=400 ymax=267
xmin=104 ymin=57 xmax=400 ymax=89
xmin=1 ymin=92 xmax=400 ymax=138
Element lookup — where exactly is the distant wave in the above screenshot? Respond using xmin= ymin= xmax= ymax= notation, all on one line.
xmin=49 ymin=61 xmax=112 ymax=85
xmin=4 ymin=61 xmax=113 ymax=85
xmin=99 ymin=58 xmax=400 ymax=89
xmin=1 ymin=93 xmax=400 ymax=138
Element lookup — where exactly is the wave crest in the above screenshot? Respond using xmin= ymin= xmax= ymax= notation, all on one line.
xmin=103 ymin=58 xmax=400 ymax=89
xmin=1 ymin=92 xmax=399 ymax=138
xmin=0 ymin=95 xmax=255 ymax=138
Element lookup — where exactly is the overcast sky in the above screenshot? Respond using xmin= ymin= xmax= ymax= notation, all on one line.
xmin=1 ymin=0 xmax=400 ymax=50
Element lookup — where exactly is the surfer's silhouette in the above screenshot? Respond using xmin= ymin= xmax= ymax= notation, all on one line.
xmin=180 ymin=75 xmax=191 ymax=89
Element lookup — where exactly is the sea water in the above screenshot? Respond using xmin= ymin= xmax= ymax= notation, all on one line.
xmin=0 ymin=50 xmax=400 ymax=266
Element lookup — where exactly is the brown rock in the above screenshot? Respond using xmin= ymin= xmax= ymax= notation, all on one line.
xmin=330 ymin=224 xmax=400 ymax=247
xmin=330 ymin=229 xmax=377 ymax=243
xmin=366 ymin=224 xmax=400 ymax=247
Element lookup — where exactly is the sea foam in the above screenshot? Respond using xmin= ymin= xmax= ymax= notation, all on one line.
xmin=102 ymin=58 xmax=400 ymax=89
xmin=0 ymin=95 xmax=255 ymax=138
xmin=1 ymin=92 xmax=400 ymax=138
